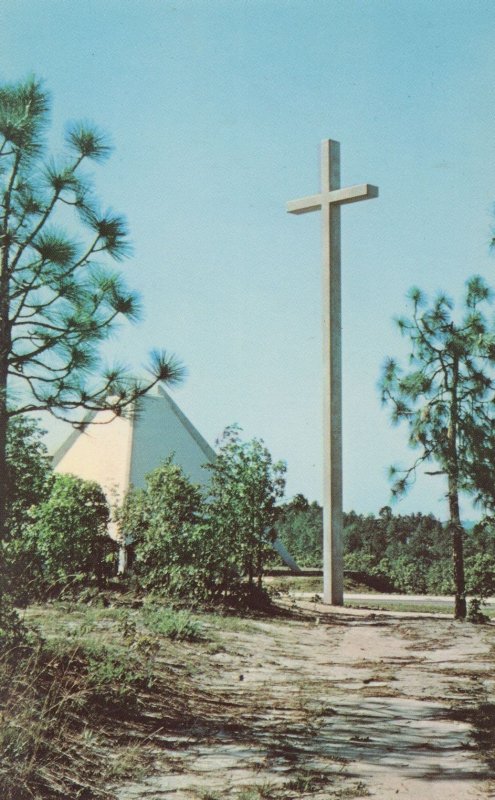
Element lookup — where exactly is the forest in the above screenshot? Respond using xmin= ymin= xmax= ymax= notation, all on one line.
xmin=275 ymin=495 xmax=495 ymax=598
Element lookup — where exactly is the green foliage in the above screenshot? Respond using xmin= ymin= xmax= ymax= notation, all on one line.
xmin=0 ymin=625 xmax=147 ymax=799
xmin=466 ymin=597 xmax=490 ymax=624
xmin=121 ymin=455 xmax=257 ymax=604
xmin=380 ymin=277 xmax=495 ymax=501
xmin=26 ymin=473 xmax=113 ymax=590
xmin=83 ymin=641 xmax=146 ymax=704
xmin=381 ymin=555 xmax=427 ymax=594
xmin=379 ymin=278 xmax=495 ymax=617
xmin=120 ymin=430 xmax=286 ymax=605
xmin=0 ymin=76 xmax=184 ymax=423
xmin=424 ymin=559 xmax=455 ymax=595
xmin=275 ymin=498 xmax=486 ymax=596
xmin=205 ymin=425 xmax=286 ymax=588
xmin=121 ymin=458 xmax=238 ymax=602
xmin=121 ymin=458 xmax=209 ymax=598
xmin=274 ymin=498 xmax=322 ymax=567
xmin=465 ymin=553 xmax=495 ymax=600
xmin=2 ymin=416 xmax=53 ymax=599
xmin=142 ymin=605 xmax=204 ymax=641
xmin=463 ymin=519 xmax=495 ymax=617
xmin=0 ymin=76 xmax=185 ymax=576
xmin=0 ymin=598 xmax=31 ymax=654
xmin=5 ymin=416 xmax=53 ymax=533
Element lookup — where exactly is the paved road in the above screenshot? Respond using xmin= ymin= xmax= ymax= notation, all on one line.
xmin=295 ymin=592 xmax=495 ymax=607
xmin=347 ymin=593 xmax=495 ymax=606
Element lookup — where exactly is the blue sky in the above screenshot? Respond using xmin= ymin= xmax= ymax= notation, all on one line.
xmin=2 ymin=0 xmax=495 ymax=517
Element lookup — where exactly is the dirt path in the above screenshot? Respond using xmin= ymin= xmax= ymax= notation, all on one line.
xmin=113 ymin=604 xmax=495 ymax=800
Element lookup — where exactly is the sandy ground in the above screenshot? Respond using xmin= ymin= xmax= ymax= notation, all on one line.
xmin=114 ymin=602 xmax=495 ymax=800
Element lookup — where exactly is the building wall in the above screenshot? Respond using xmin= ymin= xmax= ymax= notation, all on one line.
xmin=53 ymin=410 xmax=134 ymax=507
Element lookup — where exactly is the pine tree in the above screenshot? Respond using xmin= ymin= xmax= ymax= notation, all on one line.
xmin=380 ymin=276 xmax=495 ymax=619
xmin=0 ymin=77 xmax=184 ymax=549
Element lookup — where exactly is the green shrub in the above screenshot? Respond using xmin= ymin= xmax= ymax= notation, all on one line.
xmin=121 ymin=459 xmax=206 ymax=591
xmin=274 ymin=499 xmax=322 ymax=567
xmin=121 ymin=440 xmax=285 ymax=606
xmin=384 ymin=555 xmax=427 ymax=594
xmin=121 ymin=459 xmax=244 ymax=603
xmin=142 ymin=606 xmax=204 ymax=641
xmin=425 ymin=559 xmax=455 ymax=595
xmin=26 ymin=473 xmax=113 ymax=591
xmin=465 ymin=553 xmax=495 ymax=600
xmin=84 ymin=642 xmax=146 ymax=704
xmin=2 ymin=416 xmax=53 ymax=601
xmin=467 ymin=597 xmax=490 ymax=624
xmin=5 ymin=416 xmax=53 ymax=530
xmin=0 ymin=599 xmax=32 ymax=655
xmin=205 ymin=425 xmax=286 ymax=589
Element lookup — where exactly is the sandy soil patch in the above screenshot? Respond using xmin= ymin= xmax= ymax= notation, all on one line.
xmin=111 ymin=602 xmax=495 ymax=800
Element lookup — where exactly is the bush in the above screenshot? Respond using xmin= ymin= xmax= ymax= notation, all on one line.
xmin=465 ymin=553 xmax=495 ymax=600
xmin=2 ymin=416 xmax=53 ymax=600
xmin=26 ymin=473 xmax=113 ymax=592
xmin=205 ymin=425 xmax=286 ymax=589
xmin=274 ymin=500 xmax=322 ymax=567
xmin=467 ymin=597 xmax=490 ymax=624
xmin=425 ymin=559 xmax=455 ymax=595
xmin=120 ymin=449 xmax=282 ymax=607
xmin=5 ymin=416 xmax=53 ymax=534
xmin=121 ymin=459 xmax=206 ymax=591
xmin=142 ymin=605 xmax=204 ymax=641
xmin=0 ymin=599 xmax=32 ymax=655
xmin=384 ymin=555 xmax=427 ymax=594
xmin=122 ymin=459 xmax=246 ymax=603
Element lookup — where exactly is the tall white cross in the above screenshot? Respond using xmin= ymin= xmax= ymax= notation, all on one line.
xmin=287 ymin=139 xmax=378 ymax=605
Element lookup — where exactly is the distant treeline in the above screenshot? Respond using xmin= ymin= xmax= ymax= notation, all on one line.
xmin=275 ymin=495 xmax=495 ymax=597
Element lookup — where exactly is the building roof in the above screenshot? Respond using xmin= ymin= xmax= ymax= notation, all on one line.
xmin=53 ymin=384 xmax=214 ymax=506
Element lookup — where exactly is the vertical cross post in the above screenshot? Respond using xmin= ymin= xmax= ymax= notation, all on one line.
xmin=287 ymin=139 xmax=378 ymax=605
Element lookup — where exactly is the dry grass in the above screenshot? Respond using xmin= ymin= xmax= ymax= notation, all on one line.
xmin=0 ymin=602 xmax=213 ymax=799
xmin=0 ymin=638 xmax=117 ymax=799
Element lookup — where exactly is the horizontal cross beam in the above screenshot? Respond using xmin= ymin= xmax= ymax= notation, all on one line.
xmin=286 ymin=183 xmax=379 ymax=215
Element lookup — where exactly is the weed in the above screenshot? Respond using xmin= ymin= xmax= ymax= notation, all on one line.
xmin=104 ymin=744 xmax=149 ymax=781
xmin=286 ymin=768 xmax=328 ymax=792
xmin=237 ymin=783 xmax=278 ymax=800
xmin=329 ymin=782 xmax=370 ymax=798
xmin=0 ymin=637 xmax=115 ymax=799
xmin=467 ymin=598 xmax=490 ymax=624
xmin=143 ymin=605 xmax=205 ymax=641
xmin=205 ymin=640 xmax=227 ymax=655
xmin=86 ymin=643 xmax=142 ymax=693
xmin=0 ymin=602 xmax=164 ymax=800
xmin=264 ymin=575 xmax=323 ymax=594
xmin=449 ymin=701 xmax=495 ymax=770
xmin=200 ymin=611 xmax=261 ymax=634
xmin=0 ymin=600 xmax=33 ymax=652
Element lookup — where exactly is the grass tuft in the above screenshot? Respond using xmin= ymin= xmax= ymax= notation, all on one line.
xmin=142 ymin=605 xmax=205 ymax=641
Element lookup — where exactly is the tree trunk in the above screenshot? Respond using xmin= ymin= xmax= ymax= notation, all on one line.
xmin=0 ymin=357 xmax=9 ymax=596
xmin=448 ymin=356 xmax=466 ymax=620
xmin=1 ymin=170 xmax=13 ymax=590
xmin=257 ymin=537 xmax=263 ymax=591
xmin=0 ymin=245 xmax=10 ymax=595
xmin=448 ymin=481 xmax=466 ymax=620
